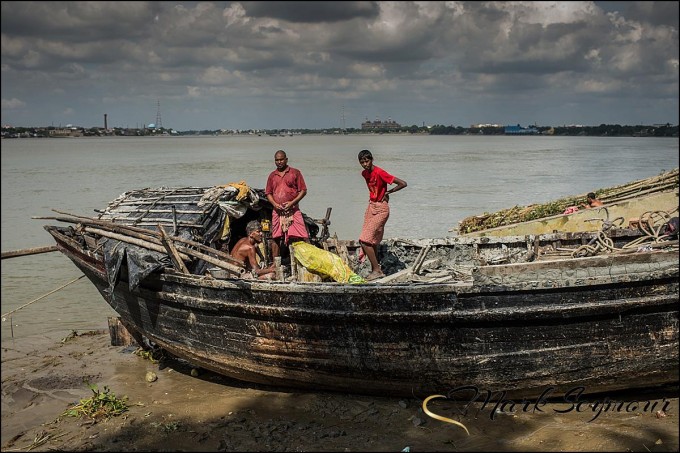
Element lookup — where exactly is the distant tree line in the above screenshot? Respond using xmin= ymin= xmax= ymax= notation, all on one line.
xmin=2 ymin=123 xmax=678 ymax=138
xmin=176 ymin=123 xmax=678 ymax=137
xmin=426 ymin=123 xmax=678 ymax=137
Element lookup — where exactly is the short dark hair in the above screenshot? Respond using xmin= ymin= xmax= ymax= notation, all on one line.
xmin=246 ymin=220 xmax=262 ymax=234
xmin=358 ymin=149 xmax=372 ymax=160
xmin=587 ymin=192 xmax=596 ymax=199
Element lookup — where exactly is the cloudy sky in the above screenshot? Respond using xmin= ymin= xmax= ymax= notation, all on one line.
xmin=1 ymin=1 xmax=678 ymax=131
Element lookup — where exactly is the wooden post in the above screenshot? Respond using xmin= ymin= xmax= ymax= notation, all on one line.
xmin=108 ymin=317 xmax=141 ymax=347
xmin=319 ymin=207 xmax=332 ymax=241
xmin=289 ymin=244 xmax=298 ymax=281
xmin=171 ymin=205 xmax=178 ymax=235
xmin=274 ymin=257 xmax=284 ymax=280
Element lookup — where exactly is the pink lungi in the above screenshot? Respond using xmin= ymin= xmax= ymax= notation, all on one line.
xmin=271 ymin=207 xmax=309 ymax=244
xmin=359 ymin=201 xmax=390 ymax=246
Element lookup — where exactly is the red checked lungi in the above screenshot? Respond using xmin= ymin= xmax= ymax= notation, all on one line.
xmin=359 ymin=200 xmax=390 ymax=246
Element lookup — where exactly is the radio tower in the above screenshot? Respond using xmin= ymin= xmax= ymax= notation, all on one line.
xmin=155 ymin=99 xmax=163 ymax=129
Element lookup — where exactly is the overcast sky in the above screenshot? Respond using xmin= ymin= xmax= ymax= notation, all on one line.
xmin=1 ymin=1 xmax=678 ymax=131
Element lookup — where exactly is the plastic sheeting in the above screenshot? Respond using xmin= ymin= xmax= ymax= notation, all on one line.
xmin=103 ymin=239 xmax=170 ymax=293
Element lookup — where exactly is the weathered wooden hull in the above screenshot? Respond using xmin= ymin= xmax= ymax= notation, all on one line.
xmin=46 ymin=225 xmax=679 ymax=399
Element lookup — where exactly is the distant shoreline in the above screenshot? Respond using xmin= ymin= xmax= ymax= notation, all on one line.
xmin=2 ymin=123 xmax=678 ymax=139
xmin=2 ymin=130 xmax=678 ymax=139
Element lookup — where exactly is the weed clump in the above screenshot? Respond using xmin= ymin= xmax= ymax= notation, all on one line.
xmin=61 ymin=383 xmax=128 ymax=421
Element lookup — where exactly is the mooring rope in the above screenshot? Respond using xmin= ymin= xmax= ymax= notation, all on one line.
xmin=1 ymin=275 xmax=85 ymax=320
xmin=571 ymin=210 xmax=676 ymax=258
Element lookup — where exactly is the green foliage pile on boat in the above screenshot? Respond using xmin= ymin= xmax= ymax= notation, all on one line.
xmin=458 ymin=197 xmax=588 ymax=234
xmin=457 ymin=168 xmax=679 ymax=234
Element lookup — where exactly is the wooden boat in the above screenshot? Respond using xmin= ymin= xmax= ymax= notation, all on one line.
xmin=457 ymin=168 xmax=679 ymax=237
xmin=42 ymin=184 xmax=679 ymax=399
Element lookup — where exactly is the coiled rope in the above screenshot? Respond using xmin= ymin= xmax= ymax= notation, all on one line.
xmin=572 ymin=210 xmax=678 ymax=258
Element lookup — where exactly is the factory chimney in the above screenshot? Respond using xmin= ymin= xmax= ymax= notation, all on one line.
xmin=104 ymin=114 xmax=108 ymax=130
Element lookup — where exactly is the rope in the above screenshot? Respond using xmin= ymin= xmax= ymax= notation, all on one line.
xmin=1 ymin=275 xmax=85 ymax=319
xmin=572 ymin=210 xmax=677 ymax=258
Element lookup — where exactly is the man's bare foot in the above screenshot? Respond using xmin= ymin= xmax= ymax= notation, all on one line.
xmin=366 ymin=271 xmax=385 ymax=281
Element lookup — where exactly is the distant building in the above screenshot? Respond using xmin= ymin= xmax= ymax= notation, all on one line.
xmin=471 ymin=123 xmax=503 ymax=128
xmin=361 ymin=117 xmax=401 ymax=130
xmin=504 ymin=124 xmax=539 ymax=135
xmin=49 ymin=127 xmax=82 ymax=137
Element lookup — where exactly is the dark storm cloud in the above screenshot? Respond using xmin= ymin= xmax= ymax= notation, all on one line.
xmin=0 ymin=1 xmax=163 ymax=40
xmin=240 ymin=1 xmax=380 ymax=23
xmin=620 ymin=1 xmax=679 ymax=28
xmin=1 ymin=1 xmax=678 ymax=130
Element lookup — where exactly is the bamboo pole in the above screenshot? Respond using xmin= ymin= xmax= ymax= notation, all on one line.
xmin=40 ymin=211 xmax=246 ymax=268
xmin=1 ymin=245 xmax=58 ymax=260
xmin=174 ymin=245 xmax=245 ymax=276
xmin=83 ymin=227 xmax=189 ymax=258
xmin=83 ymin=226 xmax=245 ymax=276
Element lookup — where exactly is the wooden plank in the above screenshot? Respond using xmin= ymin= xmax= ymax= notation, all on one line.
xmin=1 ymin=245 xmax=58 ymax=260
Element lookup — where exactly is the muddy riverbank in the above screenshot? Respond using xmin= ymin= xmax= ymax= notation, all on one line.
xmin=1 ymin=330 xmax=677 ymax=452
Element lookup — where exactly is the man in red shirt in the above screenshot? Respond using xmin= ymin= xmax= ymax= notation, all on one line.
xmin=265 ymin=150 xmax=309 ymax=258
xmin=358 ymin=149 xmax=407 ymax=281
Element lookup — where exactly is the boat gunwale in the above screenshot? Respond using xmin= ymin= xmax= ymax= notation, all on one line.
xmin=158 ymin=248 xmax=679 ymax=293
xmin=46 ymin=224 xmax=679 ymax=294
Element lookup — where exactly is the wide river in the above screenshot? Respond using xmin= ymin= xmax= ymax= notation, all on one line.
xmin=1 ymin=134 xmax=678 ymax=341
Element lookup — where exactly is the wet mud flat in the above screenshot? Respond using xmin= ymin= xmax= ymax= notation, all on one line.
xmin=1 ymin=330 xmax=678 ymax=452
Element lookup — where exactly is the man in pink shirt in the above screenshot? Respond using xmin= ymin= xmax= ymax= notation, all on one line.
xmin=265 ymin=150 xmax=309 ymax=258
xmin=358 ymin=149 xmax=407 ymax=281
